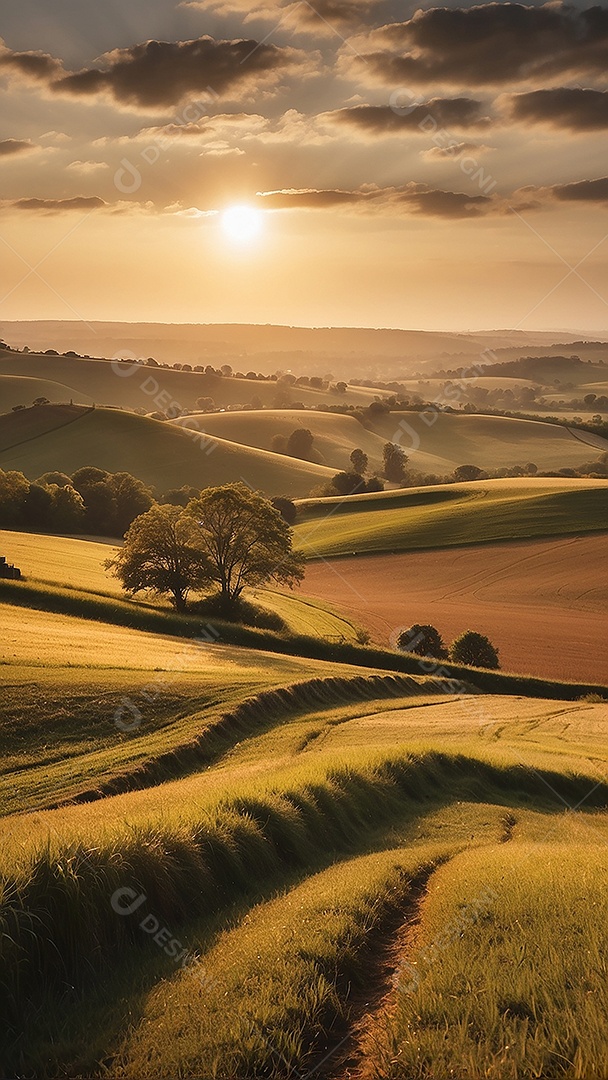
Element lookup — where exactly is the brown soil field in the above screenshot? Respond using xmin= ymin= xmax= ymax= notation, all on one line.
xmin=299 ymin=534 xmax=608 ymax=684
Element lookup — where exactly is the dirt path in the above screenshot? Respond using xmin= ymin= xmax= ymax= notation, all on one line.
xmin=303 ymin=861 xmax=442 ymax=1080
xmin=298 ymin=534 xmax=608 ymax=684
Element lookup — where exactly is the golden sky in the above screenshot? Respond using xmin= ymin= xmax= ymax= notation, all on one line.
xmin=1 ymin=0 xmax=608 ymax=330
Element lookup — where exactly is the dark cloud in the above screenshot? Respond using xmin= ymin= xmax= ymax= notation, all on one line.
xmin=0 ymin=41 xmax=62 ymax=80
xmin=360 ymin=3 xmax=608 ymax=87
xmin=12 ymin=196 xmax=107 ymax=212
xmin=511 ymin=88 xmax=608 ymax=131
xmin=397 ymin=185 xmax=494 ymax=217
xmin=181 ymin=0 xmax=381 ymax=32
xmin=52 ymin=36 xmax=310 ymax=108
xmin=329 ymin=98 xmax=490 ymax=134
xmin=552 ymin=177 xmax=608 ymax=202
xmin=255 ymin=183 xmax=500 ymax=216
xmin=0 ymin=139 xmax=36 ymax=156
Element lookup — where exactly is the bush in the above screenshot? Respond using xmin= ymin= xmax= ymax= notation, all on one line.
xmin=396 ymin=624 xmax=447 ymax=659
xmin=450 ymin=630 xmax=500 ymax=669
xmin=193 ymin=592 xmax=286 ymax=631
xmin=271 ymin=497 xmax=297 ymax=524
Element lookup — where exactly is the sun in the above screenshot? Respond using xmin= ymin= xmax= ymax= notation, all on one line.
xmin=220 ymin=205 xmax=264 ymax=244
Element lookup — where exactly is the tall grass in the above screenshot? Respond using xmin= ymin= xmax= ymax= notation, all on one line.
xmin=3 ymin=750 xmax=607 ymax=1050
xmin=375 ymin=843 xmax=608 ymax=1079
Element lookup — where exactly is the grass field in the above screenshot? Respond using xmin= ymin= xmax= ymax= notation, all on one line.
xmin=367 ymin=410 xmax=608 ymax=473
xmin=181 ymin=408 xmax=608 ymax=477
xmin=0 ymin=373 xmax=85 ymax=412
xmin=178 ymin=407 xmax=390 ymax=473
xmin=0 ymin=529 xmax=365 ymax=647
xmin=3 ymin=642 xmax=608 ymax=1078
xmin=295 ymin=477 xmax=608 ymax=557
xmin=0 ymin=404 xmax=335 ymax=497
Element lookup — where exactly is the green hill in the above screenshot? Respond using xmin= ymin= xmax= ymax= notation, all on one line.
xmin=182 ymin=408 xmax=389 ymax=473
xmin=294 ymin=477 xmax=608 ymax=557
xmin=0 ymin=352 xmax=382 ymax=412
xmin=0 ymin=405 xmax=334 ymax=497
xmin=0 ymin=374 xmax=85 ymax=413
xmin=368 ymin=410 xmax=608 ymax=473
xmin=192 ymin=408 xmax=608 ymax=476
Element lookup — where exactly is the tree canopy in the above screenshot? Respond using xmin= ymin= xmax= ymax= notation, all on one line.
xmin=105 ymin=503 xmax=210 ymax=611
xmin=185 ymin=483 xmax=305 ymax=613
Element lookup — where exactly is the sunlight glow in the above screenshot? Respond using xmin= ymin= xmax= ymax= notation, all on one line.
xmin=220 ymin=205 xmax=264 ymax=244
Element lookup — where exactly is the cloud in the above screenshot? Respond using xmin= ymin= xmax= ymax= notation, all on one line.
xmin=180 ymin=0 xmax=382 ymax=34
xmin=51 ymin=36 xmax=314 ymax=109
xmin=551 ymin=177 xmax=608 ymax=202
xmin=422 ymin=142 xmax=493 ymax=161
xmin=66 ymin=160 xmax=109 ymax=173
xmin=254 ymin=182 xmax=501 ymax=216
xmin=0 ymin=139 xmax=36 ymax=157
xmin=510 ymin=88 xmax=608 ymax=131
xmin=0 ymin=39 xmax=63 ymax=81
xmin=255 ymin=186 xmax=368 ymax=208
xmin=11 ymin=196 xmax=107 ymax=213
xmin=355 ymin=3 xmax=608 ymax=88
xmin=328 ymin=98 xmax=491 ymax=135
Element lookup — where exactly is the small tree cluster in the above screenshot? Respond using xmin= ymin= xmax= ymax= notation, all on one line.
xmin=396 ymin=623 xmax=500 ymax=669
xmin=271 ymin=428 xmax=316 ymax=461
xmin=0 ymin=466 xmax=153 ymax=537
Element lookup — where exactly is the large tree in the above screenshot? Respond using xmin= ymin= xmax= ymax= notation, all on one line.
xmin=185 ymin=483 xmax=305 ymax=614
xmin=105 ymin=503 xmax=210 ymax=611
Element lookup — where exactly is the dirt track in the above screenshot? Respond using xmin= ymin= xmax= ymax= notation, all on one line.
xmin=299 ymin=534 xmax=608 ymax=684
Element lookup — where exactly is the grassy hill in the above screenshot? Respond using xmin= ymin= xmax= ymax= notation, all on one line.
xmin=3 ymin=614 xmax=608 ymax=1077
xmin=294 ymin=477 xmax=608 ymax=557
xmin=0 ymin=529 xmax=365 ymax=645
xmin=0 ymin=404 xmax=334 ymax=497
xmin=0 ymin=351 xmax=383 ymax=411
xmin=176 ymin=408 xmax=608 ymax=477
xmin=0 ymin=373 xmax=85 ymax=412
xmin=368 ymin=410 xmax=608 ymax=473
xmin=183 ymin=408 xmax=389 ymax=473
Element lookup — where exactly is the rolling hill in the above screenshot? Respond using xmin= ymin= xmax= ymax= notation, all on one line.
xmin=182 ymin=408 xmax=389 ymax=473
xmin=190 ymin=408 xmax=608 ymax=476
xmin=0 ymin=351 xmax=384 ymax=412
xmin=294 ymin=477 xmax=608 ymax=557
xmin=0 ymin=373 xmax=84 ymax=412
xmin=367 ymin=410 xmax=608 ymax=473
xmin=0 ymin=404 xmax=334 ymax=497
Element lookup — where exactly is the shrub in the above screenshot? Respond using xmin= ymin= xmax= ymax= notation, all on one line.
xmin=396 ymin=624 xmax=447 ymax=659
xmin=450 ymin=630 xmax=500 ymax=669
xmin=271 ymin=497 xmax=297 ymax=524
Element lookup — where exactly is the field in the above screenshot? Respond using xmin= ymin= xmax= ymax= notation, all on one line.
xmin=181 ymin=408 xmax=390 ymax=473
xmin=0 ymin=529 xmax=365 ymax=646
xmin=186 ymin=408 xmax=608 ymax=476
xmin=0 ymin=404 xmax=335 ymax=497
xmin=295 ymin=477 xmax=608 ymax=557
xmin=2 ymin=351 xmax=608 ymax=1079
xmin=0 ymin=351 xmax=384 ymax=411
xmin=299 ymin=533 xmax=608 ymax=683
xmin=2 ymin=600 xmax=608 ymax=1077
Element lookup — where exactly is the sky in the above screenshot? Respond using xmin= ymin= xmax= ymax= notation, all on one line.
xmin=0 ymin=0 xmax=608 ymax=331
